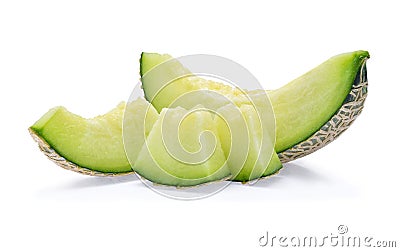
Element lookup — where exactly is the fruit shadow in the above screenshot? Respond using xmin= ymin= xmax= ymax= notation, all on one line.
xmin=59 ymin=162 xmax=325 ymax=192
xmin=64 ymin=173 xmax=140 ymax=189
xmin=145 ymin=180 xmax=232 ymax=200
xmin=249 ymin=162 xmax=329 ymax=188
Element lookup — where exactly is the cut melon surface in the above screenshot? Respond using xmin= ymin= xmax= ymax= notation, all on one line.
xmin=269 ymin=50 xmax=370 ymax=152
xmin=31 ymin=98 xmax=157 ymax=173
xmin=140 ymin=51 xmax=370 ymax=153
xmin=140 ymin=53 xmax=249 ymax=112
xmin=216 ymin=103 xmax=281 ymax=182
xmin=133 ymin=106 xmax=232 ymax=187
xmin=123 ymin=98 xmax=159 ymax=164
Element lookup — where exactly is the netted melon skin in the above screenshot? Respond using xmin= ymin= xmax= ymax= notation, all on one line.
xmin=278 ymin=59 xmax=368 ymax=163
xmin=29 ymin=128 xmax=134 ymax=177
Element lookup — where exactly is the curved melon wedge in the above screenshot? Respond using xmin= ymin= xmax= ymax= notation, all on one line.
xmin=276 ymin=55 xmax=368 ymax=162
xmin=29 ymin=98 xmax=159 ymax=176
xmin=140 ymin=51 xmax=370 ymax=163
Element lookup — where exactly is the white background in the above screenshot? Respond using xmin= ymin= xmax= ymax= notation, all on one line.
xmin=1 ymin=0 xmax=399 ymax=251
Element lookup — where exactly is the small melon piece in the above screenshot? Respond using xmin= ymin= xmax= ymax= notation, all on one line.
xmin=216 ymin=103 xmax=282 ymax=181
xmin=140 ymin=53 xmax=247 ymax=112
xmin=123 ymin=98 xmax=159 ymax=165
xmin=31 ymin=98 xmax=158 ymax=173
xmin=133 ymin=106 xmax=231 ymax=187
xmin=140 ymin=53 xmax=192 ymax=112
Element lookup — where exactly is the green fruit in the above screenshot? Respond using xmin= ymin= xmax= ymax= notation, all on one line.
xmin=140 ymin=53 xmax=247 ymax=112
xmin=30 ymin=50 xmax=369 ymax=185
xmin=216 ymin=103 xmax=282 ymax=181
xmin=140 ymin=53 xmax=282 ymax=182
xmin=30 ymin=96 xmax=279 ymax=184
xmin=30 ymin=98 xmax=158 ymax=174
xmin=269 ymin=51 xmax=369 ymax=152
xmin=139 ymin=51 xmax=369 ymax=158
xmin=123 ymin=98 xmax=159 ymax=165
xmin=133 ymin=106 xmax=231 ymax=186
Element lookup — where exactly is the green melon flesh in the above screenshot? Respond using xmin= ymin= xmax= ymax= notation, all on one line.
xmin=123 ymin=98 xmax=159 ymax=165
xmin=269 ymin=51 xmax=369 ymax=152
xmin=140 ymin=53 xmax=248 ymax=112
xmin=31 ymin=98 xmax=158 ymax=173
xmin=134 ymin=106 xmax=231 ymax=186
xmin=216 ymin=103 xmax=282 ymax=181
xmin=140 ymin=51 xmax=370 ymax=152
xmin=140 ymin=53 xmax=191 ymax=111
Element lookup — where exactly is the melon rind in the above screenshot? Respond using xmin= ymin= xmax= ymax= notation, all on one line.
xmin=278 ymin=59 xmax=368 ymax=163
xmin=29 ymin=128 xmax=134 ymax=176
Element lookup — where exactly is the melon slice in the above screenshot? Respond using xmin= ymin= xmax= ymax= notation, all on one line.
xmin=140 ymin=53 xmax=246 ymax=112
xmin=269 ymin=51 xmax=369 ymax=152
xmin=30 ymin=98 xmax=158 ymax=174
xmin=216 ymin=103 xmax=282 ymax=181
xmin=133 ymin=106 xmax=231 ymax=187
xmin=139 ymin=51 xmax=370 ymax=157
